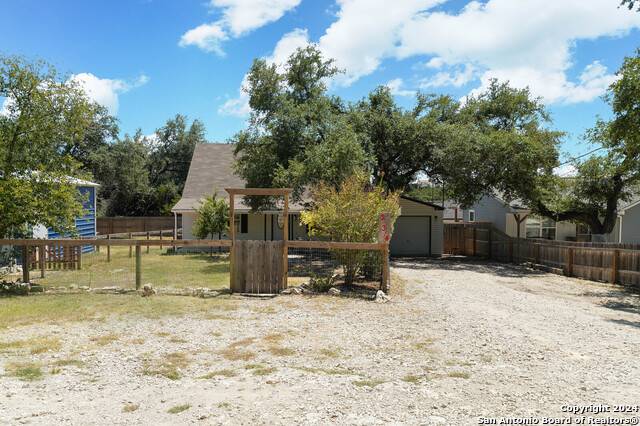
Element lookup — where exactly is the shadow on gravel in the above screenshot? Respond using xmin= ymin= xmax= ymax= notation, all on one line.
xmin=391 ymin=255 xmax=548 ymax=279
xmin=608 ymin=318 xmax=640 ymax=329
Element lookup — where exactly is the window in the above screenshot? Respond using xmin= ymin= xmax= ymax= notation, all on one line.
xmin=234 ymin=214 xmax=248 ymax=234
xmin=525 ymin=216 xmax=555 ymax=239
xmin=469 ymin=210 xmax=475 ymax=222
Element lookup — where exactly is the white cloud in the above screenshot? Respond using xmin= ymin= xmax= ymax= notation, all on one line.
xmin=178 ymin=22 xmax=228 ymax=55
xmin=554 ymin=164 xmax=577 ymax=177
xmin=179 ymin=0 xmax=301 ymax=54
xmin=305 ymin=0 xmax=640 ymax=103
xmin=219 ymin=29 xmax=309 ymax=117
xmin=420 ymin=64 xmax=479 ymax=89
xmin=318 ymin=0 xmax=443 ymax=86
xmin=386 ymin=78 xmax=415 ymax=97
xmin=71 ymin=73 xmax=148 ymax=115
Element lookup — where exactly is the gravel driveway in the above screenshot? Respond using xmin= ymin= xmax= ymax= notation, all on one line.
xmin=1 ymin=257 xmax=639 ymax=425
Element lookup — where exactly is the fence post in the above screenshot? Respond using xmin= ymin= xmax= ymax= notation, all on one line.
xmin=567 ymin=248 xmax=574 ymax=277
xmin=22 ymin=245 xmax=30 ymax=283
xmin=40 ymin=245 xmax=46 ymax=278
xmin=382 ymin=245 xmax=389 ymax=293
xmin=135 ymin=245 xmax=142 ymax=290
xmin=487 ymin=228 xmax=492 ymax=259
xmin=173 ymin=229 xmax=176 ymax=252
xmin=472 ymin=227 xmax=477 ymax=257
xmin=107 ymin=235 xmax=111 ymax=262
xmin=612 ymin=249 xmax=619 ymax=283
xmin=146 ymin=231 xmax=150 ymax=254
xmin=77 ymin=245 xmax=83 ymax=270
xmin=509 ymin=241 xmax=513 ymax=263
xmin=129 ymin=232 xmax=133 ymax=258
xmin=159 ymin=231 xmax=163 ymax=250
xmin=534 ymin=244 xmax=540 ymax=265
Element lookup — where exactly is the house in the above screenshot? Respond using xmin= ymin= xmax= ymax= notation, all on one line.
xmin=31 ymin=178 xmax=99 ymax=252
xmin=454 ymin=193 xmax=640 ymax=243
xmin=171 ymin=143 xmax=444 ymax=256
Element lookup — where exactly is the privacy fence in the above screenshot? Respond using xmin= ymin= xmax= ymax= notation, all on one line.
xmin=96 ymin=217 xmax=181 ymax=235
xmin=444 ymin=223 xmax=640 ymax=288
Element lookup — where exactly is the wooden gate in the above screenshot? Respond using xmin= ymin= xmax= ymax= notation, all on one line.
xmin=232 ymin=240 xmax=284 ymax=294
xmin=443 ymin=223 xmax=465 ymax=254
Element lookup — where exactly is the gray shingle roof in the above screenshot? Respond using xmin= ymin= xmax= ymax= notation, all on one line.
xmin=171 ymin=143 xmax=306 ymax=213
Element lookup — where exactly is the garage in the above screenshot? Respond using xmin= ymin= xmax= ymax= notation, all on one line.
xmin=390 ymin=196 xmax=444 ymax=257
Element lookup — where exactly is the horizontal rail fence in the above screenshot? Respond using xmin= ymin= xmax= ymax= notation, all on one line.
xmin=286 ymin=241 xmax=389 ymax=293
xmin=97 ymin=217 xmax=182 ymax=235
xmin=1 ymin=238 xmax=231 ymax=290
xmin=443 ymin=223 xmax=640 ymax=288
xmin=3 ymin=238 xmax=390 ymax=293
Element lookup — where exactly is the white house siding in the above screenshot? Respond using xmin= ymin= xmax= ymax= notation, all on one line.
xmin=394 ymin=198 xmax=443 ymax=256
xmin=182 ymin=212 xmax=198 ymax=240
xmin=182 ymin=212 xmax=310 ymax=241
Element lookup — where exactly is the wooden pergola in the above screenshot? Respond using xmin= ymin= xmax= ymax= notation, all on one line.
xmin=225 ymin=188 xmax=292 ymax=291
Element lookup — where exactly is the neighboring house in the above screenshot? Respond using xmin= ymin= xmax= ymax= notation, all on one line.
xmin=607 ymin=197 xmax=640 ymax=243
xmin=442 ymin=201 xmax=462 ymax=222
xmin=452 ymin=195 xmax=577 ymax=241
xmin=32 ymin=178 xmax=100 ymax=252
xmin=453 ymin=193 xmax=640 ymax=243
xmin=171 ymin=143 xmax=444 ymax=256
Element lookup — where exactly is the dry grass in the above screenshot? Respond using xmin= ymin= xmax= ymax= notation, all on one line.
xmin=1 ymin=336 xmax=61 ymax=354
xmin=229 ymin=338 xmax=255 ymax=348
xmin=5 ymin=362 xmax=44 ymax=381
xmin=218 ymin=348 xmax=256 ymax=361
xmin=268 ymin=346 xmax=295 ymax=356
xmin=167 ymin=404 xmax=191 ymax=414
xmin=123 ymin=404 xmax=140 ymax=413
xmin=141 ymin=352 xmax=190 ymax=380
xmin=199 ymin=369 xmax=237 ymax=379
xmin=252 ymin=367 xmax=277 ymax=376
xmin=353 ymin=379 xmax=386 ymax=387
xmin=90 ymin=334 xmax=120 ymax=346
xmin=448 ymin=372 xmax=470 ymax=379
xmin=0 ymin=293 xmax=237 ymax=328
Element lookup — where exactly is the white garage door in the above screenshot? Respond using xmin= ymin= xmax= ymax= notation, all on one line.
xmin=390 ymin=216 xmax=431 ymax=256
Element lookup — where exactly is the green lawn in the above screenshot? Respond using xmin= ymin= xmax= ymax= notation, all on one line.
xmin=25 ymin=244 xmax=230 ymax=290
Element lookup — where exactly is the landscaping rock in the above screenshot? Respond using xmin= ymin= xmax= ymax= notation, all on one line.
xmin=280 ymin=289 xmax=292 ymax=294
xmin=289 ymin=287 xmax=302 ymax=295
xmin=69 ymin=284 xmax=78 ymax=290
xmin=300 ymin=281 xmax=312 ymax=291
xmin=375 ymin=290 xmax=390 ymax=303
xmin=11 ymin=282 xmax=30 ymax=295
xmin=328 ymin=287 xmax=341 ymax=296
xmin=141 ymin=284 xmax=157 ymax=297
xmin=29 ymin=284 xmax=44 ymax=293
xmin=79 ymin=286 xmax=90 ymax=291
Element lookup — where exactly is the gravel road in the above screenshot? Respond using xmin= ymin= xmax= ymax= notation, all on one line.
xmin=1 ymin=257 xmax=639 ymax=425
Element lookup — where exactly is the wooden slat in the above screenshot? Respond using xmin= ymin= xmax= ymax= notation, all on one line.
xmin=286 ymin=241 xmax=386 ymax=250
xmin=225 ymin=188 xmax=292 ymax=196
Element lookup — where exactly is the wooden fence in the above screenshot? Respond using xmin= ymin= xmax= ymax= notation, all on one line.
xmin=2 ymin=238 xmax=389 ymax=294
xmin=97 ymin=217 xmax=181 ymax=234
xmin=444 ymin=223 xmax=640 ymax=288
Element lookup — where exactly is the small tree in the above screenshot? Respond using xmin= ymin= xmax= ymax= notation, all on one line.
xmin=301 ymin=173 xmax=400 ymax=285
xmin=191 ymin=189 xmax=230 ymax=256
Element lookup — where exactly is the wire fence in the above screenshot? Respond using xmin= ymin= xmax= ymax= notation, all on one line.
xmin=286 ymin=246 xmax=384 ymax=291
xmin=2 ymin=238 xmax=389 ymax=294
xmin=1 ymin=237 xmax=230 ymax=292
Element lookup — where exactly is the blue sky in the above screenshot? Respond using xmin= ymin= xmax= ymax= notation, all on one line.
xmin=2 ymin=0 xmax=640 ymax=163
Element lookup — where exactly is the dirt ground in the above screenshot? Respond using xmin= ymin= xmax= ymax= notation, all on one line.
xmin=1 ymin=257 xmax=639 ymax=425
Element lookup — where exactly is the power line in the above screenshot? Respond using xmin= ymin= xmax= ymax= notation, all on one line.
xmin=556 ymin=147 xmax=605 ymax=167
